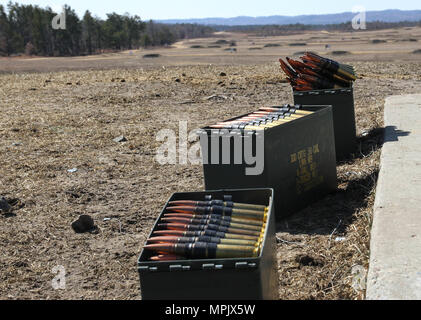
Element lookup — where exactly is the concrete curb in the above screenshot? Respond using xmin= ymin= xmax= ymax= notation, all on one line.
xmin=366 ymin=94 xmax=421 ymax=300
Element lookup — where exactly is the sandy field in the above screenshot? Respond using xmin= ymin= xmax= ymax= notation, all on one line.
xmin=1 ymin=28 xmax=421 ymax=300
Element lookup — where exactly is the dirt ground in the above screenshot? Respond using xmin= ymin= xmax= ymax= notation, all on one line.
xmin=1 ymin=28 xmax=421 ymax=300
xmin=2 ymin=27 xmax=421 ymax=73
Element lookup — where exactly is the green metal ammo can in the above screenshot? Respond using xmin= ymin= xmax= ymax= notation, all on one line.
xmin=198 ymin=105 xmax=337 ymax=222
xmin=293 ymin=87 xmax=357 ymax=160
xmin=138 ymin=188 xmax=279 ymax=300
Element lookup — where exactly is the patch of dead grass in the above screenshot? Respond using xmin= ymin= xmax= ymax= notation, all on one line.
xmin=1 ymin=62 xmax=421 ymax=299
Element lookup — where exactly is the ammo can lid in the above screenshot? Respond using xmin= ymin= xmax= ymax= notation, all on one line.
xmin=293 ymin=86 xmax=353 ymax=96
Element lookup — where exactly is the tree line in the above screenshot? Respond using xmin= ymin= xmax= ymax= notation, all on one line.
xmin=218 ymin=20 xmax=421 ymax=36
xmin=2 ymin=2 xmax=420 ymax=57
xmin=0 ymin=2 xmax=214 ymax=56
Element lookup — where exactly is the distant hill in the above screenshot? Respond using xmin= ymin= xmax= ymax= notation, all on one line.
xmin=157 ymin=9 xmax=421 ymax=26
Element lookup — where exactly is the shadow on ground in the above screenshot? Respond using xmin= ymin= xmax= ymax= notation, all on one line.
xmin=276 ymin=169 xmax=379 ymax=236
xmin=340 ymin=126 xmax=410 ymax=162
xmin=383 ymin=126 xmax=411 ymax=143
xmin=337 ymin=127 xmax=385 ymax=162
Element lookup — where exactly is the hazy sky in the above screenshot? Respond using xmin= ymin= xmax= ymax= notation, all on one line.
xmin=2 ymin=0 xmax=420 ymax=20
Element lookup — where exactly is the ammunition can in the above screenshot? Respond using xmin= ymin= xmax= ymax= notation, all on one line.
xmin=198 ymin=105 xmax=337 ymax=222
xmin=138 ymin=189 xmax=278 ymax=300
xmin=293 ymin=88 xmax=357 ymax=160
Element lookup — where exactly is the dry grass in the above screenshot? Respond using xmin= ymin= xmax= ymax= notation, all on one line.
xmin=1 ymin=58 xmax=421 ymax=300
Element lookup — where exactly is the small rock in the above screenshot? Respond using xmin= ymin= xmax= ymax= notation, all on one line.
xmin=113 ymin=136 xmax=127 ymax=143
xmin=0 ymin=197 xmax=12 ymax=214
xmin=203 ymin=94 xmax=228 ymax=101
xmin=71 ymin=215 xmax=95 ymax=233
xmin=175 ymin=78 xmax=181 ymax=83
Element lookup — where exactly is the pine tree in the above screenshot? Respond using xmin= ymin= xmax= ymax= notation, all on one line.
xmin=82 ymin=10 xmax=96 ymax=54
xmin=0 ymin=4 xmax=9 ymax=56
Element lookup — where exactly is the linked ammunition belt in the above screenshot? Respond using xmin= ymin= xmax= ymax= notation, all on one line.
xmin=144 ymin=195 xmax=269 ymax=261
